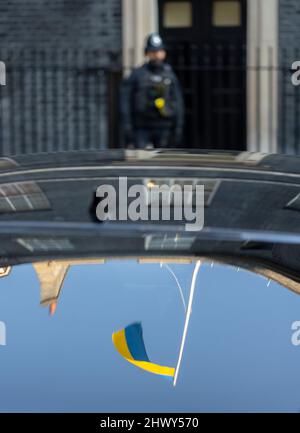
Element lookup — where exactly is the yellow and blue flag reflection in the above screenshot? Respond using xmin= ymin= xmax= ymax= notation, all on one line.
xmin=112 ymin=323 xmax=175 ymax=379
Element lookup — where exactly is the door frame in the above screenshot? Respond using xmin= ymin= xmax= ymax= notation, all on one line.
xmin=247 ymin=0 xmax=278 ymax=153
xmin=122 ymin=0 xmax=279 ymax=153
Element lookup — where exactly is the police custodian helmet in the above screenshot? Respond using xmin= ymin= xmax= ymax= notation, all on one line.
xmin=144 ymin=33 xmax=165 ymax=53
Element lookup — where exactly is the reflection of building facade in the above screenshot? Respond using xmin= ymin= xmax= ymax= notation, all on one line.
xmin=33 ymin=259 xmax=192 ymax=314
xmin=33 ymin=257 xmax=300 ymax=317
xmin=1 ymin=255 xmax=300 ymax=315
xmin=33 ymin=260 xmax=106 ymax=315
xmin=0 ymin=267 xmax=11 ymax=278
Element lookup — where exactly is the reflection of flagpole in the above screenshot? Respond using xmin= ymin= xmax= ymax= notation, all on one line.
xmin=173 ymin=260 xmax=201 ymax=387
xmin=161 ymin=263 xmax=186 ymax=313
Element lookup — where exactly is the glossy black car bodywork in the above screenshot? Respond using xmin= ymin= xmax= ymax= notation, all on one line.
xmin=0 ymin=149 xmax=299 ymax=294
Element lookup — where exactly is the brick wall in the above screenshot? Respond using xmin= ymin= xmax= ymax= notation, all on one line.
xmin=279 ymin=0 xmax=300 ymax=50
xmin=279 ymin=0 xmax=300 ymax=154
xmin=0 ymin=0 xmax=123 ymax=155
xmin=0 ymin=0 xmax=122 ymax=55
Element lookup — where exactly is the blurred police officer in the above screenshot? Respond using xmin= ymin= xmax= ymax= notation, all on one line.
xmin=121 ymin=33 xmax=184 ymax=149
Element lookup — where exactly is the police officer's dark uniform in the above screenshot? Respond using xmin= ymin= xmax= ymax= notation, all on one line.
xmin=121 ymin=33 xmax=184 ymax=149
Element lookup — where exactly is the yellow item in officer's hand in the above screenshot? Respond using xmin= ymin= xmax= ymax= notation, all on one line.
xmin=155 ymin=98 xmax=165 ymax=110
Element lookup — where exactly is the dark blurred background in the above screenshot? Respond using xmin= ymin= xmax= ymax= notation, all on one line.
xmin=0 ymin=0 xmax=298 ymax=155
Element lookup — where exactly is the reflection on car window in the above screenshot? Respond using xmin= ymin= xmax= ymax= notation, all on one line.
xmin=0 ymin=260 xmax=299 ymax=412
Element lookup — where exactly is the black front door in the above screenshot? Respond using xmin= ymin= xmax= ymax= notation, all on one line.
xmin=159 ymin=0 xmax=247 ymax=150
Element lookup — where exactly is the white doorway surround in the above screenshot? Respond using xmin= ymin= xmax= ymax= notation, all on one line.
xmin=122 ymin=0 xmax=279 ymax=153
xmin=247 ymin=0 xmax=279 ymax=153
xmin=122 ymin=0 xmax=158 ymax=74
